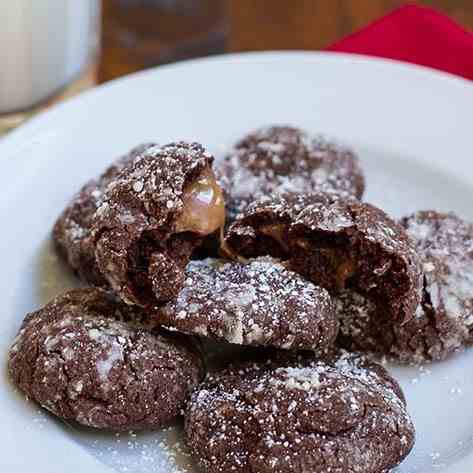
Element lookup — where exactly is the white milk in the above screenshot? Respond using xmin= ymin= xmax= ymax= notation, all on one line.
xmin=0 ymin=0 xmax=100 ymax=113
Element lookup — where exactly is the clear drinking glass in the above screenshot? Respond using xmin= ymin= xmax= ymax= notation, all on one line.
xmin=0 ymin=0 xmax=101 ymax=134
xmin=102 ymin=0 xmax=228 ymax=74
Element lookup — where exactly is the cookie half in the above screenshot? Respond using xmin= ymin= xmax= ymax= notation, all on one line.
xmin=54 ymin=141 xmax=226 ymax=307
xmin=338 ymin=211 xmax=473 ymax=362
xmin=225 ymin=194 xmax=422 ymax=322
xmin=155 ymin=257 xmax=338 ymax=352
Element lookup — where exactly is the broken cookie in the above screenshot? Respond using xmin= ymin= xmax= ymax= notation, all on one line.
xmin=155 ymin=257 xmax=338 ymax=352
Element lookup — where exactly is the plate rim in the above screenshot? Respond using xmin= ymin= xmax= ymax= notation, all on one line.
xmin=1 ymin=50 xmax=473 ymax=473
xmin=1 ymin=49 xmax=472 ymax=154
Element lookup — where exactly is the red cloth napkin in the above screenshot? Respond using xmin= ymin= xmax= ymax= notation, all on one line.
xmin=326 ymin=4 xmax=473 ymax=81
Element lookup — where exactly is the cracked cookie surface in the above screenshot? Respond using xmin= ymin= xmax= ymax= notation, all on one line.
xmin=92 ymin=141 xmax=224 ymax=306
xmin=217 ymin=126 xmax=365 ymax=223
xmin=185 ymin=350 xmax=414 ymax=473
xmin=225 ymin=193 xmax=422 ymax=323
xmin=8 ymin=288 xmax=204 ymax=431
xmin=54 ymin=142 xmax=225 ymax=307
xmin=337 ymin=211 xmax=473 ymax=362
xmin=155 ymin=257 xmax=338 ymax=352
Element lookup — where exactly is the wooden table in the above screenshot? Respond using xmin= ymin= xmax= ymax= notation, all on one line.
xmin=100 ymin=0 xmax=473 ymax=83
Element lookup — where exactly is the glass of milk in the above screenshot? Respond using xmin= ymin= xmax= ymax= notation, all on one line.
xmin=0 ymin=0 xmax=101 ymax=134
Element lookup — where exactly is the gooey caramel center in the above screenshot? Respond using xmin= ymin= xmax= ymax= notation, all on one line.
xmin=175 ymin=167 xmax=225 ymax=235
xmin=336 ymin=259 xmax=357 ymax=289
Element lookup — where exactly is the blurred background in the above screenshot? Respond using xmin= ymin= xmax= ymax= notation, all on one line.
xmin=100 ymin=0 xmax=473 ymax=81
xmin=0 ymin=0 xmax=472 ymax=134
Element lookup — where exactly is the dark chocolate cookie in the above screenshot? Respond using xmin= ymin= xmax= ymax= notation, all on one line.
xmin=223 ymin=192 xmax=339 ymax=260
xmin=53 ymin=143 xmax=155 ymax=286
xmin=185 ymin=351 xmax=415 ymax=473
xmin=225 ymin=194 xmax=422 ymax=323
xmin=217 ymin=126 xmax=365 ymax=222
xmin=155 ymin=257 xmax=338 ymax=351
xmin=8 ymin=288 xmax=204 ymax=431
xmin=338 ymin=211 xmax=473 ymax=362
xmin=58 ymin=141 xmax=225 ymax=307
xmin=402 ymin=211 xmax=473 ymax=358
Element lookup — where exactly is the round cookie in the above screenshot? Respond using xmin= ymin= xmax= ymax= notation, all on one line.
xmin=185 ymin=351 xmax=415 ymax=473
xmin=217 ymin=126 xmax=365 ymax=222
xmin=91 ymin=141 xmax=225 ymax=306
xmin=155 ymin=257 xmax=338 ymax=352
xmin=53 ymin=143 xmax=155 ymax=287
xmin=402 ymin=211 xmax=473 ymax=359
xmin=225 ymin=193 xmax=422 ymax=323
xmin=8 ymin=288 xmax=204 ymax=431
xmin=335 ymin=211 xmax=473 ymax=363
xmin=337 ymin=211 xmax=473 ymax=362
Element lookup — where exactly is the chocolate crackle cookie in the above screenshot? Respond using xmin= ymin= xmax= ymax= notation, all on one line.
xmin=155 ymin=257 xmax=338 ymax=351
xmin=225 ymin=193 xmax=422 ymax=322
xmin=8 ymin=288 xmax=204 ymax=431
xmin=185 ymin=350 xmax=415 ymax=473
xmin=56 ymin=141 xmax=225 ymax=306
xmin=53 ymin=143 xmax=155 ymax=286
xmin=217 ymin=126 xmax=365 ymax=222
xmin=93 ymin=142 xmax=225 ymax=306
xmin=338 ymin=211 xmax=473 ymax=362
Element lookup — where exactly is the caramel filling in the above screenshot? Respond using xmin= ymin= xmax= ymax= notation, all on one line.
xmin=296 ymin=239 xmax=312 ymax=250
xmin=175 ymin=167 xmax=225 ymax=236
xmin=295 ymin=243 xmax=357 ymax=290
xmin=336 ymin=259 xmax=357 ymax=289
xmin=259 ymin=224 xmax=289 ymax=251
xmin=316 ymin=248 xmax=357 ymax=290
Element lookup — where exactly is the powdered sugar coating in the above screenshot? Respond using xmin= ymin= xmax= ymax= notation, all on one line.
xmin=155 ymin=257 xmax=337 ymax=351
xmin=185 ymin=351 xmax=414 ymax=473
xmin=404 ymin=211 xmax=473 ymax=321
xmin=293 ymin=200 xmax=414 ymax=255
xmin=217 ymin=126 xmax=365 ymax=222
xmin=95 ymin=143 xmax=214 ymax=231
xmin=91 ymin=142 xmax=217 ymax=306
xmin=402 ymin=211 xmax=473 ymax=360
xmin=8 ymin=288 xmax=204 ymax=431
xmin=53 ymin=143 xmax=155 ymax=286
xmin=337 ymin=211 xmax=473 ymax=362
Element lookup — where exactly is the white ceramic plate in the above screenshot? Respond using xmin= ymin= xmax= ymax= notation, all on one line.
xmin=1 ymin=51 xmax=473 ymax=473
